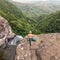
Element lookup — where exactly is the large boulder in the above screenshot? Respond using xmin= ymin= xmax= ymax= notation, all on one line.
xmin=36 ymin=33 xmax=60 ymax=60
xmin=0 ymin=16 xmax=17 ymax=60
xmin=8 ymin=35 xmax=23 ymax=45
xmin=0 ymin=16 xmax=15 ymax=46
xmin=16 ymin=33 xmax=60 ymax=60
xmin=0 ymin=16 xmax=24 ymax=60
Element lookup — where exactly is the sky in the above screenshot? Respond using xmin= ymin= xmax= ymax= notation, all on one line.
xmin=12 ymin=0 xmax=48 ymax=3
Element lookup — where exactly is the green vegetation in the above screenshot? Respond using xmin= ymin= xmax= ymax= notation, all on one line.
xmin=0 ymin=0 xmax=36 ymax=36
xmin=36 ymin=11 xmax=60 ymax=34
xmin=0 ymin=0 xmax=60 ymax=36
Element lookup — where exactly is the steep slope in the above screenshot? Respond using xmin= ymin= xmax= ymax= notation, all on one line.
xmin=0 ymin=0 xmax=36 ymax=36
xmin=0 ymin=0 xmax=24 ymax=18
xmin=36 ymin=11 xmax=60 ymax=34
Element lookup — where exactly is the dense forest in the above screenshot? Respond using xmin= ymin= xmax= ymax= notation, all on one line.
xmin=0 ymin=0 xmax=36 ymax=36
xmin=0 ymin=0 xmax=60 ymax=36
xmin=36 ymin=11 xmax=60 ymax=34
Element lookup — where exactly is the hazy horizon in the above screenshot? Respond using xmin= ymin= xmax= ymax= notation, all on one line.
xmin=12 ymin=0 xmax=48 ymax=3
xmin=12 ymin=0 xmax=60 ymax=3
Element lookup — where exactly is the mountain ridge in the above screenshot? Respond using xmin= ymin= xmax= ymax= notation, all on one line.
xmin=11 ymin=0 xmax=60 ymax=18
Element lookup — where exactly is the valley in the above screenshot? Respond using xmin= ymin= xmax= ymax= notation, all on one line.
xmin=0 ymin=0 xmax=60 ymax=36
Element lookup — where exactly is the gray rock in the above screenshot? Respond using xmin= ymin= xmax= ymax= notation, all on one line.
xmin=8 ymin=35 xmax=23 ymax=45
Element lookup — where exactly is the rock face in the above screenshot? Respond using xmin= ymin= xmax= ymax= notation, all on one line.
xmin=16 ymin=35 xmax=39 ymax=60
xmin=16 ymin=43 xmax=31 ymax=60
xmin=0 ymin=16 xmax=18 ymax=60
xmin=0 ymin=16 xmax=14 ymax=46
xmin=16 ymin=33 xmax=60 ymax=60
xmin=36 ymin=33 xmax=60 ymax=60
xmin=0 ymin=16 xmax=24 ymax=60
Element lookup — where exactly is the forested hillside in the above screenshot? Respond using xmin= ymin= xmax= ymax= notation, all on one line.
xmin=0 ymin=0 xmax=36 ymax=36
xmin=36 ymin=11 xmax=60 ymax=34
xmin=0 ymin=0 xmax=60 ymax=36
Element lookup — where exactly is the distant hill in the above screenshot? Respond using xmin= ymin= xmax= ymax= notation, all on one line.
xmin=11 ymin=1 xmax=60 ymax=18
